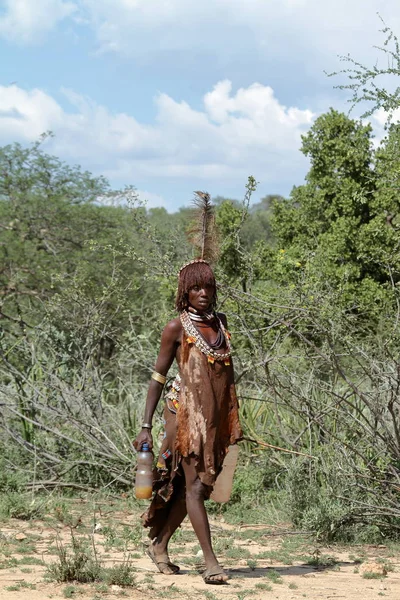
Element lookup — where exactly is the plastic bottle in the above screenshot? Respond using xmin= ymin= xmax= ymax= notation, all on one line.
xmin=135 ymin=443 xmax=154 ymax=499
xmin=210 ymin=444 xmax=239 ymax=503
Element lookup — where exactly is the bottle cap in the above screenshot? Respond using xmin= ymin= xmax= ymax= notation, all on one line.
xmin=141 ymin=443 xmax=150 ymax=451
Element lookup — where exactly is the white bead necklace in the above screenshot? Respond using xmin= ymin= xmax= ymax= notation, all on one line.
xmin=180 ymin=310 xmax=232 ymax=361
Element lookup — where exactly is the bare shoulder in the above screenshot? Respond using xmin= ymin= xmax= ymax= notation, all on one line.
xmin=162 ymin=316 xmax=183 ymax=342
xmin=216 ymin=312 xmax=228 ymax=327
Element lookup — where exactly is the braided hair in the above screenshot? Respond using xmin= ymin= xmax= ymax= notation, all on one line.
xmin=175 ymin=261 xmax=217 ymax=312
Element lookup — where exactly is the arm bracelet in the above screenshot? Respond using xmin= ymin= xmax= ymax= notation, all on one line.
xmin=141 ymin=423 xmax=152 ymax=429
xmin=151 ymin=371 xmax=167 ymax=385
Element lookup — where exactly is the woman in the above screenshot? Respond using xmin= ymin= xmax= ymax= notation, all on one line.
xmin=134 ymin=259 xmax=242 ymax=584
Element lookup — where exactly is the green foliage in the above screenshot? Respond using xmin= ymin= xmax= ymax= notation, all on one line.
xmin=0 ymin=460 xmax=25 ymax=492
xmin=264 ymin=569 xmax=282 ymax=583
xmin=63 ymin=585 xmax=82 ymax=598
xmin=306 ymin=554 xmax=337 ymax=567
xmin=103 ymin=561 xmax=137 ymax=586
xmin=0 ymin=493 xmax=44 ymax=520
xmin=46 ymin=536 xmax=102 ymax=583
xmin=215 ymin=177 xmax=259 ymax=291
xmin=270 ymin=109 xmax=399 ymax=315
xmin=329 ymin=17 xmax=400 ymax=124
xmin=284 ymin=449 xmax=400 ymax=543
xmin=2 ymin=78 xmax=400 ymax=548
xmin=5 ymin=581 xmax=36 ymax=591
xmin=255 ymin=582 xmax=272 ymax=591
xmin=362 ymin=571 xmax=386 ymax=580
xmin=46 ymin=530 xmax=138 ymax=587
xmin=246 ymin=558 xmax=257 ymax=570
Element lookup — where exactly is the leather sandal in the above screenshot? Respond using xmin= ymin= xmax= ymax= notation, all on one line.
xmin=202 ymin=566 xmax=228 ymax=584
xmin=146 ymin=546 xmax=180 ymax=575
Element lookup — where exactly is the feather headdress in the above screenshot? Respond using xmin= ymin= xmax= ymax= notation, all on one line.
xmin=176 ymin=191 xmax=219 ymax=309
xmin=187 ymin=191 xmax=219 ymax=264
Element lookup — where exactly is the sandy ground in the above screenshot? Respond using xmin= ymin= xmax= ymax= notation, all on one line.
xmin=0 ymin=506 xmax=399 ymax=600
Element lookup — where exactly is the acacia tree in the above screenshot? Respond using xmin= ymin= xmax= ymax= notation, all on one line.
xmin=330 ymin=18 xmax=400 ymax=125
xmin=270 ymin=108 xmax=400 ymax=313
xmin=0 ymin=139 xmax=109 ymax=325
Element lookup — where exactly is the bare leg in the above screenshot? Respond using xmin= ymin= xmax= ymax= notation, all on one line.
xmin=181 ymin=457 xmax=228 ymax=583
xmin=150 ymin=490 xmax=187 ymax=574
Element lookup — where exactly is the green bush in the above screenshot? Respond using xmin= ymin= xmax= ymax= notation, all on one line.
xmin=0 ymin=493 xmax=44 ymax=521
xmin=46 ymin=536 xmax=102 ymax=583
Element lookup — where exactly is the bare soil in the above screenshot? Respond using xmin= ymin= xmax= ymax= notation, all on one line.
xmin=0 ymin=500 xmax=399 ymax=600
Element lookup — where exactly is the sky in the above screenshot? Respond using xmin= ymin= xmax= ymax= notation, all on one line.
xmin=0 ymin=0 xmax=399 ymax=211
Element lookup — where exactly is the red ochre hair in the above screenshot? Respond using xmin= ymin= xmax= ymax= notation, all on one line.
xmin=175 ymin=261 xmax=217 ymax=312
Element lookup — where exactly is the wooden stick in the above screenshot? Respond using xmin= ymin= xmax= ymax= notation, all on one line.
xmin=242 ymin=436 xmax=316 ymax=459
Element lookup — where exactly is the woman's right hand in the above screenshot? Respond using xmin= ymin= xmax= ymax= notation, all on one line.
xmin=133 ymin=428 xmax=153 ymax=451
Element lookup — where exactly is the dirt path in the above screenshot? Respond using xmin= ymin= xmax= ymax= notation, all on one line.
xmin=1 ymin=507 xmax=399 ymax=600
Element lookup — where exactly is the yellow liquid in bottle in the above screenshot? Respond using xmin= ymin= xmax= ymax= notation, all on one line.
xmin=135 ymin=485 xmax=153 ymax=499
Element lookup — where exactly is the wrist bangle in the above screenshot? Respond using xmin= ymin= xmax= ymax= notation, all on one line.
xmin=141 ymin=423 xmax=152 ymax=429
xmin=151 ymin=371 xmax=167 ymax=385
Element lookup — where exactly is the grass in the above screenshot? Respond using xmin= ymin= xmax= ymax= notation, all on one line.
xmin=1 ymin=489 xmax=400 ymax=599
xmin=94 ymin=583 xmax=109 ymax=592
xmin=53 ymin=502 xmax=83 ymax=529
xmin=4 ymin=585 xmax=20 ymax=591
xmin=264 ymin=568 xmax=283 ymax=583
xmin=376 ymin=558 xmax=395 ymax=572
xmin=171 ymin=528 xmax=196 ymax=544
xmin=0 ymin=493 xmax=45 ymax=521
xmin=102 ymin=526 xmax=124 ymax=550
xmin=306 ymin=553 xmax=338 ymax=567
xmin=46 ymin=533 xmax=137 ymax=587
xmin=17 ymin=555 xmax=46 ymax=565
xmin=13 ymin=541 xmax=37 ymax=554
xmin=225 ymin=546 xmax=251 ymax=559
xmin=103 ymin=561 xmax=137 ymax=586
xmin=63 ymin=585 xmax=82 ymax=598
xmin=0 ymin=557 xmax=18 ymax=569
xmin=204 ymin=592 xmax=218 ymax=600
xmin=255 ymin=582 xmax=272 ymax=591
xmin=253 ymin=534 xmax=311 ymax=565
xmin=4 ymin=580 xmax=36 ymax=591
xmin=213 ymin=535 xmax=234 ymax=553
xmin=255 ymin=548 xmax=295 ymax=564
xmin=121 ymin=523 xmax=142 ymax=547
xmin=236 ymin=592 xmax=253 ymax=600
xmin=362 ymin=571 xmax=386 ymax=579
xmin=246 ymin=558 xmax=257 ymax=570
xmin=46 ymin=535 xmax=102 ymax=584
xmin=348 ymin=554 xmax=364 ymax=564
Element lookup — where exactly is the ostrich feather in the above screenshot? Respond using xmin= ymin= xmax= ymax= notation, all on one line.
xmin=188 ymin=191 xmax=219 ymax=263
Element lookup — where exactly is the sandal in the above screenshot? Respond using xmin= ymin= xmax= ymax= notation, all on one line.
xmin=146 ymin=546 xmax=180 ymax=575
xmin=202 ymin=566 xmax=229 ymax=585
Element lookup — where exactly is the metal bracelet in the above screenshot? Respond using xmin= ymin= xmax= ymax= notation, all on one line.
xmin=141 ymin=423 xmax=152 ymax=429
xmin=151 ymin=371 xmax=167 ymax=385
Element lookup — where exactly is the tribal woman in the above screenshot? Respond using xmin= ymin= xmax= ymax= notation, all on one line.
xmin=134 ymin=196 xmax=242 ymax=585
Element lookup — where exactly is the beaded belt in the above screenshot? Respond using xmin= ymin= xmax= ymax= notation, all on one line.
xmin=165 ymin=373 xmax=181 ymax=413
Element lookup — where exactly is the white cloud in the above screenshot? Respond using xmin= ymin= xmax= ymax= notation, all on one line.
xmin=79 ymin=0 xmax=400 ymax=67
xmin=96 ymin=188 xmax=166 ymax=208
xmin=0 ymin=84 xmax=64 ymax=136
xmin=369 ymin=106 xmax=400 ymax=149
xmin=373 ymin=107 xmax=400 ymax=129
xmin=136 ymin=189 xmax=167 ymax=209
xmin=0 ymin=0 xmax=77 ymax=43
xmin=0 ymin=81 xmax=313 ymax=194
xmin=2 ymin=0 xmax=400 ymax=77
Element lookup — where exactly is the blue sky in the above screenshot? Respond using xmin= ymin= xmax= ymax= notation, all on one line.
xmin=0 ymin=0 xmax=399 ymax=211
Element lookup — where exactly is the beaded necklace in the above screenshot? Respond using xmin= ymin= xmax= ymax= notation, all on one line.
xmin=187 ymin=307 xmax=215 ymax=322
xmin=180 ymin=310 xmax=232 ymax=363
